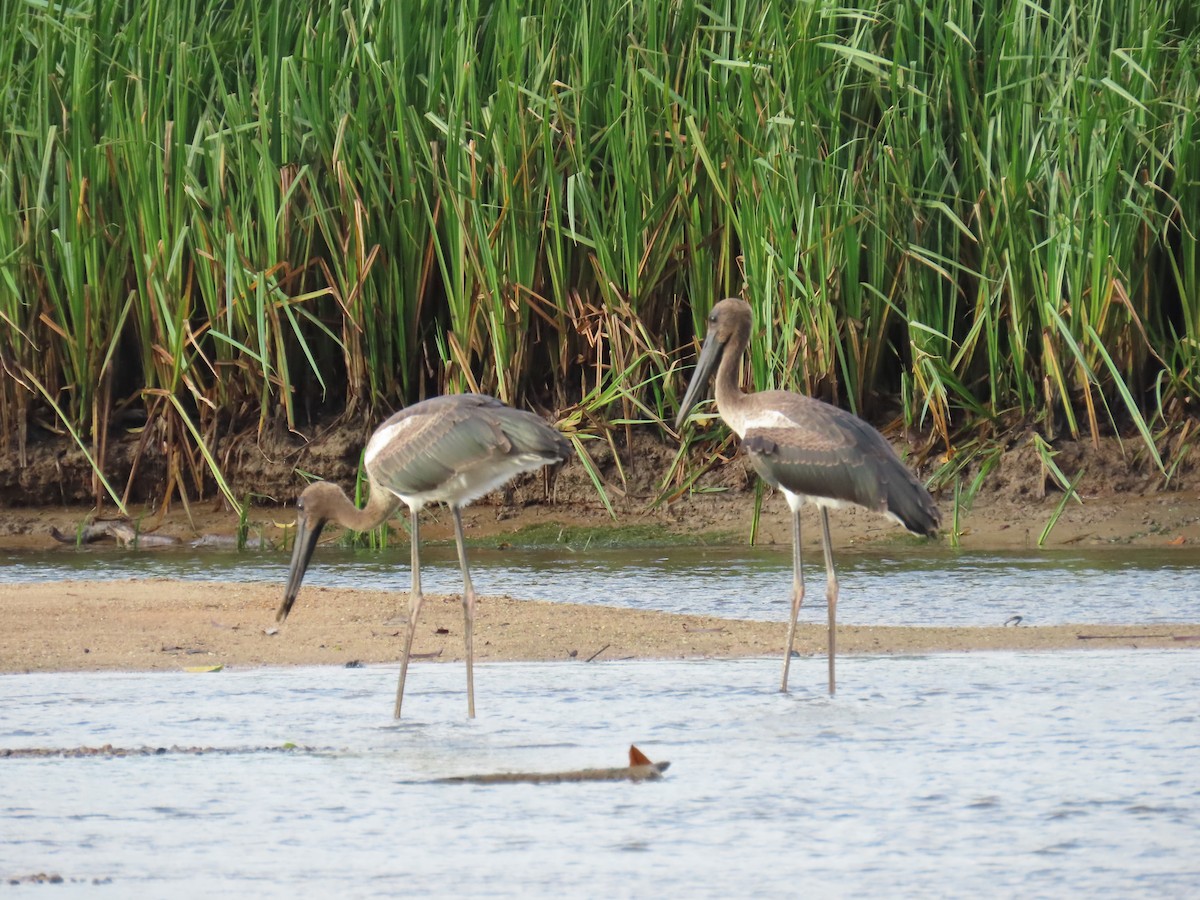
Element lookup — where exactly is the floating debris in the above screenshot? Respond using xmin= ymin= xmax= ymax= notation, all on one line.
xmin=189 ymin=534 xmax=245 ymax=549
xmin=50 ymin=519 xmax=180 ymax=548
xmin=585 ymin=644 xmax=610 ymax=662
xmin=1076 ymin=633 xmax=1172 ymax=641
xmin=8 ymin=873 xmax=64 ymax=885
xmin=0 ymin=743 xmax=318 ymax=759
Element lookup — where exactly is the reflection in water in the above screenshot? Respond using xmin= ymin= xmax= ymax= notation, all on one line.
xmin=1 ymin=652 xmax=1198 ymax=896
xmin=4 ymin=543 xmax=1200 ymax=626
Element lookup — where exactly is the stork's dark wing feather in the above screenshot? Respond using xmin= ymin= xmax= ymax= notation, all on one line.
xmin=742 ymin=394 xmax=940 ymax=536
xmin=487 ymin=405 xmax=572 ymax=461
xmin=743 ymin=426 xmax=885 ymax=510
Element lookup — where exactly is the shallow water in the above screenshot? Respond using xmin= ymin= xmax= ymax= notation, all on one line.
xmin=2 ymin=653 xmax=1199 ymax=896
xmin=4 ymin=543 xmax=1199 ymax=626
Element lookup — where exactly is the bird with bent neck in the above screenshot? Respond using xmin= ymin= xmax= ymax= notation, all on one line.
xmin=277 ymin=393 xmax=570 ymax=719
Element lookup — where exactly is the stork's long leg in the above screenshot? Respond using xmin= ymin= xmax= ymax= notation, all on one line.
xmin=780 ymin=507 xmax=805 ymax=693
xmin=394 ymin=507 xmax=424 ymax=719
xmin=818 ymin=507 xmax=839 ymax=696
xmin=451 ymin=506 xmax=476 ymax=719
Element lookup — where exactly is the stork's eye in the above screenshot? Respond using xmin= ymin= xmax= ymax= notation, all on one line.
xmin=708 ymin=313 xmax=718 ymax=324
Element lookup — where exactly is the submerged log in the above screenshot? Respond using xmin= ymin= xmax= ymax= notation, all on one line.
xmin=438 ymin=745 xmax=670 ymax=785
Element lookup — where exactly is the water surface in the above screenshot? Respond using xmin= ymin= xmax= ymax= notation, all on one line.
xmin=4 ymin=543 xmax=1198 ymax=626
xmin=2 ymin=653 xmax=1198 ymax=896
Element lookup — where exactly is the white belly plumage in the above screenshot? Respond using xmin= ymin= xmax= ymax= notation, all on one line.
xmin=390 ymin=452 xmax=550 ymax=511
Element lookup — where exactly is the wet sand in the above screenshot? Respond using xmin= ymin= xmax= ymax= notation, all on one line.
xmin=3 ymin=579 xmax=1198 ymax=674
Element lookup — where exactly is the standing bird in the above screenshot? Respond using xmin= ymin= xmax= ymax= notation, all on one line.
xmin=277 ymin=394 xmax=570 ymax=719
xmin=675 ymin=298 xmax=940 ymax=695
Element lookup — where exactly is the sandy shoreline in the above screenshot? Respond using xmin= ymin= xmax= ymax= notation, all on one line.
xmin=3 ymin=579 xmax=1198 ymax=675
xmin=3 ymin=483 xmax=1200 ymax=675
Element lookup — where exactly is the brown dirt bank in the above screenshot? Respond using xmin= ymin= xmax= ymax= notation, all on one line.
xmin=2 ymin=477 xmax=1200 ymax=554
xmin=2 ymin=424 xmax=1200 ymax=552
xmin=2 ymin=580 xmax=1198 ymax=675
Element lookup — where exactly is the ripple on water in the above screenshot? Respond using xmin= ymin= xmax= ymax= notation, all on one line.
xmin=1 ymin=651 xmax=1198 ymax=896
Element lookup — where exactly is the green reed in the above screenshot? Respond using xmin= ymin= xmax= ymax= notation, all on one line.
xmin=1 ymin=0 xmax=1197 ymax=509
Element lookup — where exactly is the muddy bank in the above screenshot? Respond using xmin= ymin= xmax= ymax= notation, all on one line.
xmin=2 ymin=422 xmax=1198 ymax=552
xmin=2 ymin=475 xmax=1199 ymax=556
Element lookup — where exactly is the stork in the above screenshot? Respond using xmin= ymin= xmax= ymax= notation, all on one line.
xmin=676 ymin=298 xmax=940 ymax=694
xmin=277 ymin=394 xmax=569 ymax=718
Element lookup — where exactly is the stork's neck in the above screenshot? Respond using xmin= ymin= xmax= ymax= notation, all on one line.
xmin=335 ymin=479 xmax=400 ymax=532
xmin=713 ymin=333 xmax=749 ymax=435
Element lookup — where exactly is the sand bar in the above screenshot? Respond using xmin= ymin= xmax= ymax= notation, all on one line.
xmin=2 ymin=579 xmax=1197 ymax=674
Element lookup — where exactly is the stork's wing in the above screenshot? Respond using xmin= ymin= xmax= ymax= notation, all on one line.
xmin=365 ymin=395 xmax=567 ymax=497
xmin=742 ymin=425 xmax=888 ymax=513
xmin=742 ymin=394 xmax=939 ymax=534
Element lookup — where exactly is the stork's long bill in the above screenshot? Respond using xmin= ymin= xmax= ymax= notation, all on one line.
xmin=278 ymin=513 xmax=325 ymax=622
xmin=675 ymin=327 xmax=726 ymax=430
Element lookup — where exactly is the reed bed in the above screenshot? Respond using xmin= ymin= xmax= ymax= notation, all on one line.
xmin=1 ymin=0 xmax=1197 ymax=512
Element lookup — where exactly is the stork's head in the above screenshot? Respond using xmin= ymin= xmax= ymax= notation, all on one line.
xmin=277 ymin=481 xmax=345 ymax=622
xmin=675 ymin=298 xmax=752 ymax=430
